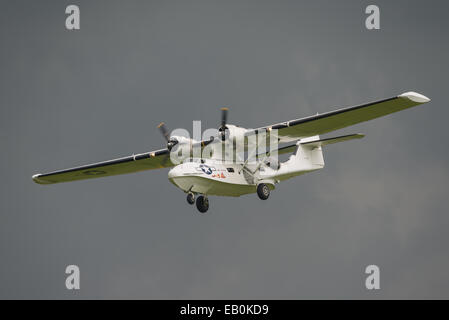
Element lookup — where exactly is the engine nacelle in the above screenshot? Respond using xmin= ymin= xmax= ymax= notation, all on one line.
xmin=169 ymin=136 xmax=197 ymax=164
xmin=223 ymin=124 xmax=249 ymax=142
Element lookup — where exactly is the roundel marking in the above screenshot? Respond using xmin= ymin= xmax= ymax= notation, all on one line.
xmin=199 ymin=164 xmax=213 ymax=175
xmin=84 ymin=170 xmax=107 ymax=176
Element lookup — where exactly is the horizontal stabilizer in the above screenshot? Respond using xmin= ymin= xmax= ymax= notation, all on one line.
xmin=301 ymin=133 xmax=365 ymax=148
xmin=269 ymin=133 xmax=364 ymax=156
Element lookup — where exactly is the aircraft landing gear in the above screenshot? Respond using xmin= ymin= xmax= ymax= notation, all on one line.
xmin=196 ymin=195 xmax=209 ymax=213
xmin=186 ymin=192 xmax=195 ymax=205
xmin=257 ymin=183 xmax=270 ymax=200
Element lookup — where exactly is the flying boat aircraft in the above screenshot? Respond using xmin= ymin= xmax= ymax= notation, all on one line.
xmin=32 ymin=91 xmax=430 ymax=213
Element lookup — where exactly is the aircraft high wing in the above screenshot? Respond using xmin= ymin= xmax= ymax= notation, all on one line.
xmin=32 ymin=148 xmax=173 ymax=184
xmin=33 ymin=91 xmax=430 ymax=186
xmin=32 ymin=134 xmax=215 ymax=185
xmin=248 ymin=91 xmax=430 ymax=143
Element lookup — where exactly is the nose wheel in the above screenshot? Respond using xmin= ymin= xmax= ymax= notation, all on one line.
xmin=186 ymin=192 xmax=195 ymax=205
xmin=196 ymin=195 xmax=209 ymax=213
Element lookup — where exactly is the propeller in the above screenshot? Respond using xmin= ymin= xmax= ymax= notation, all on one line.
xmin=157 ymin=122 xmax=178 ymax=151
xmin=158 ymin=107 xmax=229 ymax=151
xmin=219 ymin=107 xmax=229 ymax=141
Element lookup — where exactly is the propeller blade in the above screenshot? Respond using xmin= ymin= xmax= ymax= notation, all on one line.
xmin=220 ymin=107 xmax=228 ymax=128
xmin=157 ymin=122 xmax=170 ymax=142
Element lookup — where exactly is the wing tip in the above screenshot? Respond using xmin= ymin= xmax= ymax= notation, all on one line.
xmin=32 ymin=174 xmax=52 ymax=185
xmin=398 ymin=91 xmax=431 ymax=104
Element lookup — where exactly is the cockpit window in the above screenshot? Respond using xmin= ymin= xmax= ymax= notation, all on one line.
xmin=226 ymin=168 xmax=234 ymax=173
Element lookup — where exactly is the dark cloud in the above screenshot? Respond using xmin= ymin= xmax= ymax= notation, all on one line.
xmin=1 ymin=0 xmax=448 ymax=298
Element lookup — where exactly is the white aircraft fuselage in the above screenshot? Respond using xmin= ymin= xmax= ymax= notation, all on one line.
xmin=168 ymin=137 xmax=325 ymax=197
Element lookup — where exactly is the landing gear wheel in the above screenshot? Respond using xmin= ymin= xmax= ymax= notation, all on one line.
xmin=196 ymin=195 xmax=209 ymax=213
xmin=257 ymin=183 xmax=270 ymax=200
xmin=186 ymin=192 xmax=195 ymax=205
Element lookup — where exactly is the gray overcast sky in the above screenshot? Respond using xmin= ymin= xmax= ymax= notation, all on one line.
xmin=1 ymin=0 xmax=449 ymax=299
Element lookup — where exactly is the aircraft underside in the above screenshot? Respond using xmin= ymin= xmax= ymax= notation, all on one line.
xmin=167 ymin=148 xmax=325 ymax=212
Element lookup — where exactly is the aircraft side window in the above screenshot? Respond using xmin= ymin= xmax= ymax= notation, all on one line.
xmin=226 ymin=168 xmax=234 ymax=173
